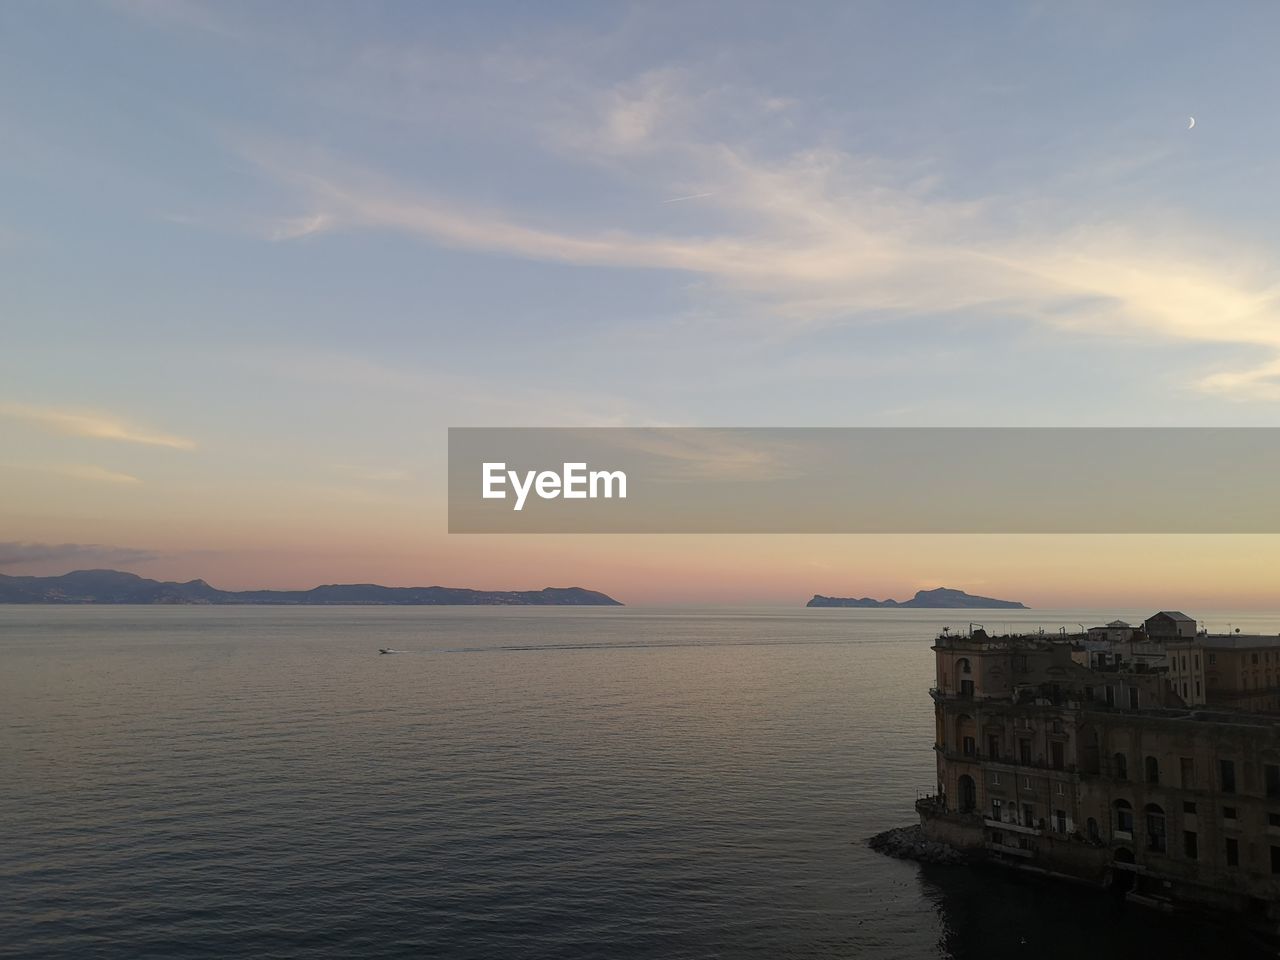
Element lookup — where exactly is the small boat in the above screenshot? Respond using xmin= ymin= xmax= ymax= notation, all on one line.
xmin=378 ymin=647 xmax=397 ymax=655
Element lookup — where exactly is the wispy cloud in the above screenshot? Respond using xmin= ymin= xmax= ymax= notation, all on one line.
xmin=332 ymin=464 xmax=412 ymax=483
xmin=587 ymin=428 xmax=806 ymax=482
xmin=104 ymin=0 xmax=244 ymax=40
xmin=269 ymin=212 xmax=334 ymax=241
xmin=241 ymin=132 xmax=1280 ymax=401
xmin=1199 ymin=359 xmax=1280 ymax=403
xmin=235 ymin=348 xmax=645 ymax=426
xmin=0 ymin=540 xmax=159 ymax=567
xmin=111 ymin=10 xmax=1273 ymax=405
xmin=39 ymin=463 xmax=144 ymax=485
xmin=0 ymin=404 xmax=197 ymax=449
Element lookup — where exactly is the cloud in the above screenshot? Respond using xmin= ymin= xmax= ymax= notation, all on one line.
xmin=583 ymin=68 xmax=694 ymax=155
xmin=586 ymin=428 xmax=806 ymax=482
xmin=95 ymin=8 xmax=1280 ymax=404
xmin=235 ymin=348 xmax=646 ymax=426
xmin=0 ymin=404 xmax=197 ymax=449
xmin=1198 ymin=359 xmax=1280 ymax=403
xmin=269 ymin=212 xmax=334 ymax=241
xmin=244 ymin=136 xmax=1280 ymax=395
xmin=333 ymin=464 xmax=412 ymax=482
xmin=44 ymin=464 xmax=144 ymax=485
xmin=0 ymin=541 xmax=159 ymax=567
xmin=173 ymin=33 xmax=1277 ymax=405
xmin=105 ymin=0 xmax=244 ymax=39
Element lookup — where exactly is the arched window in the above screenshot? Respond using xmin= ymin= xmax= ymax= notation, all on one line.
xmin=1145 ymin=755 xmax=1160 ymax=784
xmin=1114 ymin=799 xmax=1134 ymax=834
xmin=1145 ymin=803 xmax=1166 ymax=853
xmin=957 ymin=657 xmax=972 ymax=674
xmin=1086 ymin=817 xmax=1100 ymax=842
xmin=1114 ymin=753 xmax=1128 ymax=780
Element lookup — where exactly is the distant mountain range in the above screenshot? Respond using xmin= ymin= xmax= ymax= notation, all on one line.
xmin=807 ymin=587 xmax=1026 ymax=609
xmin=0 ymin=569 xmax=623 ymax=606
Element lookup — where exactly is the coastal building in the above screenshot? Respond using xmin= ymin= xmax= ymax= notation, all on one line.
xmin=919 ymin=616 xmax=1280 ymax=931
xmin=1083 ymin=618 xmax=1168 ymax=673
xmin=1168 ymin=634 xmax=1280 ymax=713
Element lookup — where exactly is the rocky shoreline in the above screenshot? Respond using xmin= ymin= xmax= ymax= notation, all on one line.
xmin=867 ymin=825 xmax=969 ymax=865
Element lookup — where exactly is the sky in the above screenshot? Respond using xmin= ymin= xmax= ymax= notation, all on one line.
xmin=4 ymin=0 xmax=1280 ymax=606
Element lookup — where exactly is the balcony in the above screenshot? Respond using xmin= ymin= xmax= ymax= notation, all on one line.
xmin=916 ymin=795 xmax=983 ymax=824
xmin=930 ymin=686 xmax=975 ymax=701
xmin=934 ymin=745 xmax=1077 ymax=775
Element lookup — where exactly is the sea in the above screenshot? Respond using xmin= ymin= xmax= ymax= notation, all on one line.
xmin=3 ymin=606 xmax=1278 ymax=960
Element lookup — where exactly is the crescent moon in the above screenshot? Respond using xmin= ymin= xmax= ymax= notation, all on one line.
xmin=1188 ymin=116 xmax=1196 ymax=129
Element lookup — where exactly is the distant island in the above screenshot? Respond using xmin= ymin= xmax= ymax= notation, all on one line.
xmin=0 ymin=569 xmax=623 ymax=606
xmin=807 ymin=587 xmax=1026 ymax=609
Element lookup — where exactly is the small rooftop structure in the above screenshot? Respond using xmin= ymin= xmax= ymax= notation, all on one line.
xmin=1145 ymin=611 xmax=1197 ymax=640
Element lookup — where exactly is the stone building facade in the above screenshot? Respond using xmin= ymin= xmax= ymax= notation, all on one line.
xmin=1168 ymin=634 xmax=1280 ymax=713
xmin=921 ymin=622 xmax=1280 ymax=928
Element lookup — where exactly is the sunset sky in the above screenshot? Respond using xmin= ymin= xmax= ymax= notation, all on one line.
xmin=5 ymin=1 xmax=1280 ymax=606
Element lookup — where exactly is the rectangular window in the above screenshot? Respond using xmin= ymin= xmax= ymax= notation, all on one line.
xmin=992 ymin=799 xmax=1003 ymax=821
xmin=1055 ymin=809 xmax=1067 ymax=833
xmin=1183 ymin=801 xmax=1197 ymax=815
xmin=1023 ymin=803 xmax=1034 ymax=827
xmin=1226 ymin=837 xmax=1239 ymax=867
xmin=1195 ymin=681 xmax=1201 ymax=697
xmin=1272 ymin=846 xmax=1280 ymax=875
xmin=1019 ymin=739 xmax=1032 ymax=765
xmin=960 ymin=679 xmax=974 ymax=697
xmin=1105 ymin=685 xmax=1116 ymax=707
xmin=1195 ymin=654 xmax=1200 ymax=668
xmin=1266 ymin=764 xmax=1280 ymax=798
xmin=1222 ymin=759 xmax=1237 ymax=794
xmin=1146 ymin=812 xmax=1166 ymax=853
xmin=1180 ymin=757 xmax=1195 ymax=789
xmin=1268 ymin=812 xmax=1280 ymax=828
xmin=992 ymin=772 xmax=1001 ymax=785
xmin=1184 ymin=831 xmax=1198 ymax=860
xmin=1050 ymin=741 xmax=1064 ymax=771
xmin=1224 ymin=806 xmax=1238 ymax=820
xmin=1128 ymin=686 xmax=1139 ymax=709
xmin=962 ymin=736 xmax=976 ymax=757
xmin=1209 ymin=653 xmax=1217 ymax=666
xmin=988 ymin=735 xmax=1000 ymax=761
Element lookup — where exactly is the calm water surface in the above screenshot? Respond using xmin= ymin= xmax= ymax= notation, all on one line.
xmin=2 ymin=606 xmax=1277 ymax=959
